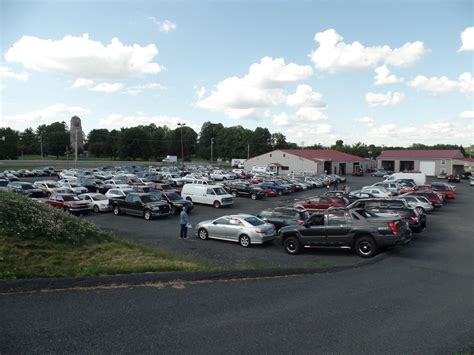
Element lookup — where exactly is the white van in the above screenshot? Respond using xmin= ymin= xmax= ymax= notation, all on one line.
xmin=181 ymin=184 xmax=234 ymax=208
xmin=384 ymin=172 xmax=426 ymax=186
xmin=251 ymin=166 xmax=276 ymax=176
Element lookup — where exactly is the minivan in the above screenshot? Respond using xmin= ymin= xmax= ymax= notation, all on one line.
xmin=181 ymin=184 xmax=234 ymax=208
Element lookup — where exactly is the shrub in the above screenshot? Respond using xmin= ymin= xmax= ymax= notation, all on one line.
xmin=0 ymin=191 xmax=113 ymax=245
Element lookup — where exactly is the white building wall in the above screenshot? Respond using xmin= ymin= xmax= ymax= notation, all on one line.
xmin=243 ymin=150 xmax=319 ymax=175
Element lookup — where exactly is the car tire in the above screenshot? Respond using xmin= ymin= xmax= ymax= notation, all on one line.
xmin=93 ymin=205 xmax=100 ymax=213
xmin=213 ymin=201 xmax=221 ymax=208
xmin=198 ymin=228 xmax=208 ymax=240
xmin=284 ymin=236 xmax=302 ymax=255
xmin=113 ymin=206 xmax=120 ymax=216
xmin=170 ymin=206 xmax=176 ymax=215
xmin=251 ymin=193 xmax=257 ymax=200
xmin=239 ymin=234 xmax=251 ymax=247
xmin=277 ymin=190 xmax=283 ymax=196
xmin=416 ymin=207 xmax=425 ymax=214
xmin=232 ymin=191 xmax=237 ymax=198
xmin=144 ymin=210 xmax=152 ymax=220
xmin=355 ymin=236 xmax=378 ymax=258
xmin=186 ymin=197 xmax=192 ymax=202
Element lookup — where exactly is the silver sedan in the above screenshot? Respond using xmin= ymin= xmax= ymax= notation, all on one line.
xmin=196 ymin=214 xmax=276 ymax=247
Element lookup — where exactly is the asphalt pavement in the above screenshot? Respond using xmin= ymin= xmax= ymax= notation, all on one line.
xmin=1 ymin=176 xmax=473 ymax=353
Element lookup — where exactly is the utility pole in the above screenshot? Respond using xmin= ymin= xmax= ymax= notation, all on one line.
xmin=177 ymin=123 xmax=186 ymax=170
xmin=74 ymin=127 xmax=78 ymax=169
xmin=40 ymin=135 xmax=44 ymax=160
xmin=210 ymin=137 xmax=214 ymax=165
xmin=247 ymin=143 xmax=250 ymax=160
xmin=66 ymin=146 xmax=69 ymax=169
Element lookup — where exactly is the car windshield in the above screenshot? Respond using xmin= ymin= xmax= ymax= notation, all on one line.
xmin=22 ymin=184 xmax=34 ymax=190
xmin=46 ymin=183 xmax=58 ymax=188
xmin=244 ymin=216 xmax=265 ymax=226
xmin=92 ymin=195 xmax=107 ymax=201
xmin=214 ymin=187 xmax=228 ymax=195
xmin=141 ymin=195 xmax=159 ymax=203
xmin=166 ymin=192 xmax=181 ymax=201
xmin=62 ymin=195 xmax=79 ymax=201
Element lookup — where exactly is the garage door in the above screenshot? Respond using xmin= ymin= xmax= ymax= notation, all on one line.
xmin=420 ymin=161 xmax=435 ymax=176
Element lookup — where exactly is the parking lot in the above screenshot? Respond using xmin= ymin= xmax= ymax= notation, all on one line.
xmin=49 ymin=175 xmax=463 ymax=269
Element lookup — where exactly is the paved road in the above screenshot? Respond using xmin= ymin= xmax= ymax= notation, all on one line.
xmin=1 ymin=180 xmax=473 ymax=353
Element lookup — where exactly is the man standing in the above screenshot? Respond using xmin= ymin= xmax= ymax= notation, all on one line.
xmin=179 ymin=207 xmax=188 ymax=239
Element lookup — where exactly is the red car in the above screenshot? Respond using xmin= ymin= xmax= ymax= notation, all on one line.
xmin=46 ymin=193 xmax=92 ymax=214
xmin=431 ymin=183 xmax=455 ymax=199
xmin=261 ymin=188 xmax=278 ymax=197
xmin=294 ymin=195 xmax=348 ymax=212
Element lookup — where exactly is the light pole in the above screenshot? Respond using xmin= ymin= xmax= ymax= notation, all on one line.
xmin=19 ymin=137 xmax=23 ymax=160
xmin=177 ymin=123 xmax=186 ymax=170
xmin=210 ymin=137 xmax=214 ymax=165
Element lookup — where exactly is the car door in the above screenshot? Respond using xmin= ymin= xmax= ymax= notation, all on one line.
xmin=128 ymin=195 xmax=143 ymax=216
xmin=325 ymin=211 xmax=351 ymax=245
xmin=299 ymin=214 xmax=327 ymax=245
xmin=225 ymin=218 xmax=244 ymax=241
xmin=209 ymin=217 xmax=230 ymax=238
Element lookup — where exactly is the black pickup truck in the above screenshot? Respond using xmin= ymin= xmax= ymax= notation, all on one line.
xmin=226 ymin=182 xmax=266 ymax=200
xmin=112 ymin=193 xmax=170 ymax=220
xmin=278 ymin=208 xmax=411 ymax=258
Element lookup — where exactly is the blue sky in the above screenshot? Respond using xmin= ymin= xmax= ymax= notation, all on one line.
xmin=0 ymin=0 xmax=473 ymax=147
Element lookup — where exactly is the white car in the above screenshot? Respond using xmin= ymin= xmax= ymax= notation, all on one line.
xmin=470 ymin=177 xmax=474 ymax=186
xmin=368 ymin=182 xmax=401 ymax=195
xmin=210 ymin=170 xmax=235 ymax=181
xmin=397 ymin=195 xmax=434 ymax=213
xmin=105 ymin=188 xmax=135 ymax=200
xmin=78 ymin=193 xmax=112 ymax=213
xmin=360 ymin=187 xmax=392 ymax=198
xmin=57 ymin=180 xmax=88 ymax=194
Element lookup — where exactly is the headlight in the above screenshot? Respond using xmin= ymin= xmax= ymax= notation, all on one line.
xmin=175 ymin=203 xmax=182 ymax=207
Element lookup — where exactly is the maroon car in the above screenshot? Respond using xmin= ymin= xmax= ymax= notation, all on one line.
xmin=46 ymin=193 xmax=92 ymax=214
xmin=294 ymin=195 xmax=348 ymax=212
xmin=407 ymin=190 xmax=443 ymax=208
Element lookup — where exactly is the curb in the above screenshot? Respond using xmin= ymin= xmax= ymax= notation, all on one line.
xmin=0 ymin=252 xmax=389 ymax=294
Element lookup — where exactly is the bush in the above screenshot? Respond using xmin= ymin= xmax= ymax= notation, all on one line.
xmin=0 ymin=191 xmax=113 ymax=245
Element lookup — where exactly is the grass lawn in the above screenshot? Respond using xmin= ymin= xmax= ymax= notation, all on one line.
xmin=0 ymin=234 xmax=213 ymax=279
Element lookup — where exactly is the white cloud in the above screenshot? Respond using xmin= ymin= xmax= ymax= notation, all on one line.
xmin=124 ymin=83 xmax=166 ymax=96
xmin=365 ymin=91 xmax=405 ymax=107
xmin=196 ymin=57 xmax=312 ymax=119
xmin=97 ymin=112 xmax=200 ymax=132
xmin=459 ymin=27 xmax=474 ymax=52
xmin=4 ymin=104 xmax=90 ymax=126
xmin=71 ymin=78 xmax=94 ymax=88
xmin=282 ymin=124 xmax=335 ymax=146
xmin=89 ymin=82 xmax=124 ymax=93
xmin=356 ymin=116 xmax=375 ymax=126
xmin=5 ymin=34 xmax=162 ymax=80
xmin=0 ymin=84 xmax=4 ymax=91
xmin=286 ymin=84 xmax=325 ymax=108
xmin=374 ymin=65 xmax=403 ymax=85
xmin=309 ymin=28 xmax=425 ymax=72
xmin=0 ymin=66 xmax=29 ymax=81
xmin=149 ymin=17 xmax=177 ymax=33
xmin=196 ymin=86 xmax=206 ymax=99
xmin=408 ymin=72 xmax=473 ymax=94
xmin=460 ymin=111 xmax=474 ymax=119
xmin=272 ymin=108 xmax=327 ymax=126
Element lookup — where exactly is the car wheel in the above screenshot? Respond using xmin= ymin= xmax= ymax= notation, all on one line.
xmin=416 ymin=207 xmax=424 ymax=214
xmin=355 ymin=236 xmax=377 ymax=258
xmin=198 ymin=228 xmax=208 ymax=240
xmin=170 ymin=206 xmax=176 ymax=215
xmin=232 ymin=191 xmax=237 ymax=198
xmin=92 ymin=205 xmax=99 ymax=213
xmin=113 ymin=206 xmax=120 ymax=216
xmin=250 ymin=193 xmax=257 ymax=200
xmin=277 ymin=190 xmax=283 ymax=196
xmin=213 ymin=201 xmax=221 ymax=208
xmin=222 ymin=177 xmax=226 ymax=181
xmin=186 ymin=197 xmax=192 ymax=202
xmin=239 ymin=234 xmax=251 ymax=247
xmin=144 ymin=210 xmax=152 ymax=220
xmin=284 ymin=236 xmax=302 ymax=255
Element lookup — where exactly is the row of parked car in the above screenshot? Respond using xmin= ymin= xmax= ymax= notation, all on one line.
xmin=0 ymin=166 xmax=460 ymax=259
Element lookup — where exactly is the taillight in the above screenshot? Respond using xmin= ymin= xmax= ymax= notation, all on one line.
xmin=388 ymin=222 xmax=398 ymax=234
xmin=255 ymin=230 xmax=265 ymax=234
xmin=410 ymin=216 xmax=419 ymax=222
xmin=297 ymin=219 xmax=304 ymax=225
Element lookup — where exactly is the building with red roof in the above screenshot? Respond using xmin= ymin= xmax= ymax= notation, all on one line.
xmin=243 ymin=149 xmax=373 ymax=175
xmin=376 ymin=149 xmax=468 ymax=176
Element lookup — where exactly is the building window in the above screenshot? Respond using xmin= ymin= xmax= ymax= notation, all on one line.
xmin=441 ymin=160 xmax=446 ymax=165
xmin=283 ymin=154 xmax=286 ymax=157
xmin=281 ymin=166 xmax=289 ymax=171
xmin=270 ymin=154 xmax=272 ymax=157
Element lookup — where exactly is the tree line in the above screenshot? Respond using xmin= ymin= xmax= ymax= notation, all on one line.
xmin=0 ymin=121 xmax=469 ymax=160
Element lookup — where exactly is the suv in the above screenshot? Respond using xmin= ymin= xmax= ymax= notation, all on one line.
xmin=7 ymin=181 xmax=45 ymax=197
xmin=347 ymin=199 xmax=426 ymax=233
xmin=257 ymin=207 xmax=310 ymax=231
xmin=278 ymin=208 xmax=411 ymax=258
